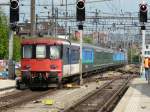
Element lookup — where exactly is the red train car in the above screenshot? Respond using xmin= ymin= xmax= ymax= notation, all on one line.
xmin=16 ymin=38 xmax=67 ymax=89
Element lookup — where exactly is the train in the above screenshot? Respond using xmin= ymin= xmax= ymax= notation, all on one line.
xmin=16 ymin=37 xmax=127 ymax=89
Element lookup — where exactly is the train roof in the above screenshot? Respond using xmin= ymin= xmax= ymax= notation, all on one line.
xmin=21 ymin=37 xmax=115 ymax=53
xmin=83 ymin=43 xmax=114 ymax=53
xmin=21 ymin=37 xmax=70 ymax=45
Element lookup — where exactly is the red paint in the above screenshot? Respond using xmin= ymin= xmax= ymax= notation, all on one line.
xmin=21 ymin=59 xmax=62 ymax=72
xmin=22 ymin=38 xmax=63 ymax=45
xmin=21 ymin=38 xmax=66 ymax=81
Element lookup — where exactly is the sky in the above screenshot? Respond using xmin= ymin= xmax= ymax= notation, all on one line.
xmin=0 ymin=0 xmax=149 ymax=22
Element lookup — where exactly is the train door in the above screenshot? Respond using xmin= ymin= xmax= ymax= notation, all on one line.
xmin=63 ymin=46 xmax=71 ymax=77
xmin=67 ymin=47 xmax=71 ymax=76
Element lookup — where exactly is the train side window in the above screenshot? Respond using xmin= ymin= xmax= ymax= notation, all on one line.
xmin=71 ymin=49 xmax=79 ymax=63
xmin=46 ymin=46 xmax=50 ymax=58
xmin=36 ymin=45 xmax=46 ymax=58
xmin=23 ymin=45 xmax=32 ymax=58
xmin=32 ymin=45 xmax=36 ymax=58
xmin=50 ymin=46 xmax=61 ymax=59
xmin=66 ymin=47 xmax=70 ymax=64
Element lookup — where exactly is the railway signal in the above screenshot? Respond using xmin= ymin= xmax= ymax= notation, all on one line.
xmin=9 ymin=0 xmax=19 ymax=80
xmin=139 ymin=3 xmax=148 ymax=22
xmin=10 ymin=0 xmax=19 ymax=23
xmin=76 ymin=0 xmax=85 ymax=85
xmin=76 ymin=0 xmax=85 ymax=21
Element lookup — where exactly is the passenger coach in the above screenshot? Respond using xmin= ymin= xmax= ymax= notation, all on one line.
xmin=16 ymin=37 xmax=126 ymax=89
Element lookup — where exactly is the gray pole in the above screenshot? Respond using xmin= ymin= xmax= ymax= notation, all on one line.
xmin=55 ymin=8 xmax=58 ymax=38
xmin=69 ymin=26 xmax=71 ymax=39
xmin=79 ymin=25 xmax=83 ymax=85
xmin=31 ymin=0 xmax=36 ymax=36
xmin=48 ymin=11 xmax=50 ymax=36
xmin=142 ymin=30 xmax=145 ymax=59
xmin=95 ymin=9 xmax=98 ymax=32
xmin=52 ymin=0 xmax=54 ymax=37
xmin=8 ymin=30 xmax=15 ymax=79
xmin=141 ymin=29 xmax=145 ymax=75
xmin=65 ymin=0 xmax=68 ymax=39
xmin=131 ymin=39 xmax=132 ymax=64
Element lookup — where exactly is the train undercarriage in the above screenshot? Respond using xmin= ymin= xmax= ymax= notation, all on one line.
xmin=16 ymin=71 xmax=63 ymax=89
xmin=16 ymin=64 xmax=124 ymax=90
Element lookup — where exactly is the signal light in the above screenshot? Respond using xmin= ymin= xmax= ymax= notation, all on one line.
xmin=139 ymin=3 xmax=148 ymax=22
xmin=77 ymin=0 xmax=85 ymax=9
xmin=10 ymin=0 xmax=19 ymax=23
xmin=76 ymin=0 xmax=85 ymax=21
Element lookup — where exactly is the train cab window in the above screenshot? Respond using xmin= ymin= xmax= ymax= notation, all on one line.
xmin=23 ymin=45 xmax=32 ymax=58
xmin=50 ymin=46 xmax=61 ymax=59
xmin=36 ymin=45 xmax=46 ymax=58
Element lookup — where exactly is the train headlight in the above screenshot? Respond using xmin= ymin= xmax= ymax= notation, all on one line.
xmin=50 ymin=65 xmax=57 ymax=69
xmin=25 ymin=65 xmax=31 ymax=69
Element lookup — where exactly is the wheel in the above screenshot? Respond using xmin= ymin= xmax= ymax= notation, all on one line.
xmin=57 ymin=80 xmax=63 ymax=89
xmin=16 ymin=80 xmax=20 ymax=89
xmin=16 ymin=79 xmax=27 ymax=90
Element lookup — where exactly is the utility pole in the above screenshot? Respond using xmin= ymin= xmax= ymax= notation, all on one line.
xmin=79 ymin=23 xmax=83 ymax=85
xmin=65 ymin=0 xmax=68 ymax=39
xmin=69 ymin=26 xmax=71 ymax=39
xmin=8 ymin=30 xmax=14 ymax=79
xmin=55 ymin=8 xmax=58 ymax=38
xmin=95 ymin=9 xmax=98 ymax=32
xmin=31 ymin=0 xmax=36 ymax=36
xmin=48 ymin=11 xmax=50 ymax=36
xmin=36 ymin=14 xmax=38 ymax=34
xmin=51 ymin=0 xmax=54 ymax=37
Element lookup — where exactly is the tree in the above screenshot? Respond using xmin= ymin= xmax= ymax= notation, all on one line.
xmin=0 ymin=9 xmax=21 ymax=61
xmin=83 ymin=36 xmax=93 ymax=44
xmin=128 ymin=48 xmax=140 ymax=64
xmin=0 ymin=10 xmax=9 ymax=59
xmin=13 ymin=36 xmax=21 ymax=61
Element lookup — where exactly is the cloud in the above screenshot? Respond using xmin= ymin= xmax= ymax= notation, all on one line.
xmin=0 ymin=0 xmax=9 ymax=4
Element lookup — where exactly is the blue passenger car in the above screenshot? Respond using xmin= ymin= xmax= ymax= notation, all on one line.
xmin=113 ymin=51 xmax=126 ymax=63
xmin=82 ymin=48 xmax=94 ymax=64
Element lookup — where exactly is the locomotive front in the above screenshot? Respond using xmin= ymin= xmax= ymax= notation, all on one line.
xmin=16 ymin=38 xmax=63 ymax=89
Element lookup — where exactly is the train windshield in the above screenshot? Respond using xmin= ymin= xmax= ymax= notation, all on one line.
xmin=50 ymin=46 xmax=61 ymax=59
xmin=36 ymin=45 xmax=46 ymax=58
xmin=23 ymin=45 xmax=32 ymax=58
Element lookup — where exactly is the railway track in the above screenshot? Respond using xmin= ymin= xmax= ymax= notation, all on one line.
xmin=0 ymin=65 xmax=138 ymax=112
xmin=0 ymin=89 xmax=56 ymax=111
xmin=64 ymin=75 xmax=132 ymax=112
xmin=0 ymin=86 xmax=15 ymax=92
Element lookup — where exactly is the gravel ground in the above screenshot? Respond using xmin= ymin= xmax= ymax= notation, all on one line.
xmin=3 ymin=81 xmax=106 ymax=112
xmin=2 ymin=65 xmax=138 ymax=112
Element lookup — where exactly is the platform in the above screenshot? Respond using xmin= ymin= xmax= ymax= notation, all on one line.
xmin=0 ymin=79 xmax=16 ymax=91
xmin=113 ymin=78 xmax=150 ymax=112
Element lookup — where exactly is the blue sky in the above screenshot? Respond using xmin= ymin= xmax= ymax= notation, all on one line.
xmin=0 ymin=0 xmax=149 ymax=22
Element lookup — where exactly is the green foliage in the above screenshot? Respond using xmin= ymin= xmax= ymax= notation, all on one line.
xmin=83 ymin=36 xmax=93 ymax=44
xmin=0 ymin=10 xmax=21 ymax=61
xmin=69 ymin=36 xmax=93 ymax=44
xmin=128 ymin=48 xmax=140 ymax=64
xmin=0 ymin=10 xmax=9 ymax=59
xmin=13 ymin=36 xmax=21 ymax=61
xmin=69 ymin=35 xmax=79 ymax=42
